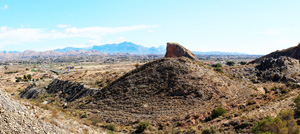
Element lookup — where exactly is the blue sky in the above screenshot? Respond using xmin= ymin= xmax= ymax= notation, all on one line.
xmin=0 ymin=0 xmax=300 ymax=54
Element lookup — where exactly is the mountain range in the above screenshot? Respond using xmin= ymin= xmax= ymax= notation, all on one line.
xmin=54 ymin=42 xmax=249 ymax=55
xmin=0 ymin=42 xmax=250 ymax=55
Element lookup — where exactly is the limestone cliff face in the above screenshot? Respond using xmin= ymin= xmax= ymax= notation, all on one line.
xmin=164 ymin=42 xmax=198 ymax=61
xmin=251 ymin=43 xmax=300 ymax=64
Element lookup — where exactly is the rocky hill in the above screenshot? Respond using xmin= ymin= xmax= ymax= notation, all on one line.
xmin=250 ymin=43 xmax=300 ymax=63
xmin=61 ymin=43 xmax=255 ymax=125
xmin=19 ymin=42 xmax=297 ymax=133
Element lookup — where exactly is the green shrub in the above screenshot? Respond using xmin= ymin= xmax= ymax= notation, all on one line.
xmin=27 ymin=74 xmax=32 ymax=80
xmin=212 ymin=63 xmax=222 ymax=68
xmin=4 ymin=71 xmax=18 ymax=74
xmin=239 ymin=61 xmax=247 ymax=65
xmin=202 ymin=126 xmax=218 ymax=134
xmin=136 ymin=121 xmax=150 ymax=133
xmin=226 ymin=61 xmax=235 ymax=66
xmin=294 ymin=94 xmax=300 ymax=116
xmin=211 ymin=107 xmax=227 ymax=119
xmin=80 ymin=114 xmax=87 ymax=118
xmin=251 ymin=110 xmax=300 ymax=134
xmin=106 ymin=124 xmax=116 ymax=131
xmin=214 ymin=68 xmax=223 ymax=73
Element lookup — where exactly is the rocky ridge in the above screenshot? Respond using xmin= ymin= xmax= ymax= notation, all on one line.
xmin=251 ymin=43 xmax=300 ymax=64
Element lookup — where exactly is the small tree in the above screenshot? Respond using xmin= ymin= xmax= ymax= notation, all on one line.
xmin=23 ymin=75 xmax=28 ymax=80
xmin=226 ymin=61 xmax=235 ymax=66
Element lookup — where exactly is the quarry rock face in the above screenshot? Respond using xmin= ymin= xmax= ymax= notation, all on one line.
xmin=165 ymin=42 xmax=198 ymax=60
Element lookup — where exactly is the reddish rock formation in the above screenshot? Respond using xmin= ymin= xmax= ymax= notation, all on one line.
xmin=165 ymin=42 xmax=198 ymax=60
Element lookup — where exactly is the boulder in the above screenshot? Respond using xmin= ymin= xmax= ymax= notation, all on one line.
xmin=165 ymin=42 xmax=198 ymax=61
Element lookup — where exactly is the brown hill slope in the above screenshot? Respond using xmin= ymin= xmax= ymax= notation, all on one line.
xmin=0 ymin=89 xmax=71 ymax=133
xmin=76 ymin=57 xmax=256 ymax=123
xmin=251 ymin=43 xmax=300 ymax=63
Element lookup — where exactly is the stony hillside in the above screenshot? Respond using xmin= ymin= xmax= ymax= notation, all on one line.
xmin=250 ymin=43 xmax=300 ymax=63
xmin=0 ymin=89 xmax=70 ymax=133
xmin=71 ymin=57 xmax=256 ymax=125
xmin=19 ymin=43 xmax=300 ymax=133
xmin=225 ymin=56 xmax=300 ymax=84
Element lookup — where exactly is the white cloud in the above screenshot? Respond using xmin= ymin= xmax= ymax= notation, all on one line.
xmin=57 ymin=24 xmax=71 ymax=28
xmin=2 ymin=4 xmax=8 ymax=10
xmin=104 ymin=36 xmax=127 ymax=45
xmin=0 ymin=25 xmax=155 ymax=47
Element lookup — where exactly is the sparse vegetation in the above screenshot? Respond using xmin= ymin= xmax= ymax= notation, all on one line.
xmin=239 ymin=61 xmax=247 ymax=65
xmin=106 ymin=124 xmax=116 ymax=131
xmin=212 ymin=63 xmax=222 ymax=68
xmin=81 ymin=114 xmax=87 ymax=118
xmin=211 ymin=107 xmax=227 ymax=119
xmin=136 ymin=121 xmax=150 ymax=133
xmin=202 ymin=127 xmax=218 ymax=134
xmin=4 ymin=71 xmax=18 ymax=74
xmin=214 ymin=68 xmax=223 ymax=73
xmin=294 ymin=94 xmax=300 ymax=116
xmin=251 ymin=110 xmax=300 ymax=134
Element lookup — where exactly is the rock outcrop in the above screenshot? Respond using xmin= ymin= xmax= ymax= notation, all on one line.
xmin=21 ymin=79 xmax=98 ymax=102
xmin=256 ymin=56 xmax=299 ymax=71
xmin=20 ymin=84 xmax=47 ymax=99
xmin=251 ymin=43 xmax=300 ymax=64
xmin=165 ymin=42 xmax=198 ymax=61
xmin=227 ymin=56 xmax=300 ymax=83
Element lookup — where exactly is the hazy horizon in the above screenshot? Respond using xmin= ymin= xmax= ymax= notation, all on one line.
xmin=1 ymin=1 xmax=300 ymax=54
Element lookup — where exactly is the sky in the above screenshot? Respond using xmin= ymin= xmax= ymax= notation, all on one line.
xmin=0 ymin=0 xmax=300 ymax=54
